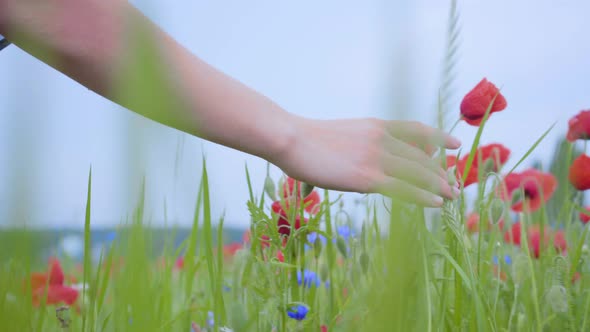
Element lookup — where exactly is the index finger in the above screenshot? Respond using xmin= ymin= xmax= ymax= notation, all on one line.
xmin=387 ymin=121 xmax=461 ymax=150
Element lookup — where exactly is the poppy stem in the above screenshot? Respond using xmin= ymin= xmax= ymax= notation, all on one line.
xmin=448 ymin=118 xmax=461 ymax=135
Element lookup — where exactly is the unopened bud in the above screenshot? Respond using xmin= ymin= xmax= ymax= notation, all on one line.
xmin=314 ymin=236 xmax=323 ymax=259
xmin=360 ymin=252 xmax=370 ymax=274
xmin=336 ymin=236 xmax=348 ymax=258
xmin=264 ymin=176 xmax=277 ymax=201
xmin=546 ymin=285 xmax=569 ymax=313
xmin=482 ymin=158 xmax=496 ymax=174
xmin=488 ymin=199 xmax=505 ymax=225
xmin=512 ymin=254 xmax=530 ymax=285
xmin=582 ymin=244 xmax=589 ymax=255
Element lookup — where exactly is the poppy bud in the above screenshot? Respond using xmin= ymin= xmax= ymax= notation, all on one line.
xmin=314 ymin=236 xmax=323 ymax=259
xmin=546 ymin=285 xmax=569 ymax=313
xmin=264 ymin=176 xmax=277 ymax=201
xmin=360 ymin=224 xmax=367 ymax=251
xmin=512 ymin=254 xmax=530 ymax=285
xmin=336 ymin=236 xmax=348 ymax=258
xmin=488 ymin=199 xmax=505 ymax=226
xmin=481 ymin=158 xmax=496 ymax=175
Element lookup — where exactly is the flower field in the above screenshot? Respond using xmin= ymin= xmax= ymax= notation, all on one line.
xmin=1 ymin=75 xmax=590 ymax=332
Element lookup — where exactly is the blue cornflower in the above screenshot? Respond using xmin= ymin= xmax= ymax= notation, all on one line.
xmin=223 ymin=285 xmax=231 ymax=292
xmin=287 ymin=305 xmax=309 ymax=321
xmin=297 ymin=270 xmax=321 ymax=288
xmin=493 ymin=255 xmax=512 ymax=265
xmin=338 ymin=225 xmax=355 ymax=239
xmin=207 ymin=311 xmax=214 ymax=327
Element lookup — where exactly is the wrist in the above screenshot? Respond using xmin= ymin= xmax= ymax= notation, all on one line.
xmin=262 ymin=107 xmax=304 ymax=167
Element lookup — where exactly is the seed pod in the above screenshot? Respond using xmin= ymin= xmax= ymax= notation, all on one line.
xmin=512 ymin=254 xmax=530 ymax=285
xmin=264 ymin=176 xmax=277 ymax=201
xmin=360 ymin=252 xmax=370 ymax=274
xmin=546 ymin=285 xmax=569 ymax=313
xmin=336 ymin=236 xmax=348 ymax=258
xmin=482 ymin=158 xmax=496 ymax=174
xmin=488 ymin=198 xmax=505 ymax=225
xmin=314 ymin=236 xmax=323 ymax=259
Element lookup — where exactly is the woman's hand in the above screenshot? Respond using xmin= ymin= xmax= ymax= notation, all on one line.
xmin=272 ymin=117 xmax=461 ymax=207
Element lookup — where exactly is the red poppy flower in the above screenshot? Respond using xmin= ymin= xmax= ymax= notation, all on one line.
xmin=460 ymin=78 xmax=507 ymax=126
xmin=452 ymin=144 xmax=511 ymax=187
xmin=242 ymin=229 xmax=271 ymax=248
xmin=498 ymin=169 xmax=557 ymax=212
xmin=580 ymin=207 xmax=590 ymax=224
xmin=276 ymin=251 xmax=285 ymax=263
xmin=174 ymin=257 xmax=184 ymax=270
xmin=528 ymin=226 xmax=553 ymax=258
xmin=471 ymin=143 xmax=511 ymax=171
xmin=465 ymin=212 xmax=504 ymax=233
xmin=453 ymin=157 xmax=480 ymax=187
xmin=223 ymin=243 xmax=242 ymax=257
xmin=566 ymin=110 xmax=590 ymax=142
xmin=29 ymin=258 xmax=79 ymax=306
xmin=283 ymin=177 xmax=321 ymax=214
xmin=553 ymin=230 xmax=567 ymax=254
xmin=446 ymin=155 xmax=457 ymax=168
xmin=321 ymin=325 xmax=328 ymax=332
xmin=466 ymin=213 xmax=479 ymax=233
xmin=529 ymin=226 xmax=567 ymax=258
xmin=569 ymin=154 xmax=590 ymax=191
xmin=272 ymin=201 xmax=307 ymax=237
xmin=504 ymin=222 xmax=522 ymax=245
xmin=505 ymin=224 xmax=567 ymax=258
xmin=572 ymin=272 xmax=582 ymax=284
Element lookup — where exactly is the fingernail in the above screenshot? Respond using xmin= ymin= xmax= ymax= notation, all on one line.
xmin=453 ymin=187 xmax=461 ymax=197
xmin=449 ymin=136 xmax=461 ymax=147
xmin=432 ymin=196 xmax=444 ymax=206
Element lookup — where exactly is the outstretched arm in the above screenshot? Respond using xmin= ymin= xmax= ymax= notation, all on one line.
xmin=0 ymin=0 xmax=461 ymax=206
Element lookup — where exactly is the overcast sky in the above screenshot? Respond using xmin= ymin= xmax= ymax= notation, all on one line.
xmin=1 ymin=1 xmax=588 ymax=228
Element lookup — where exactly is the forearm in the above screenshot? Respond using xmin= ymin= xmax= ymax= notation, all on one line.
xmin=0 ymin=0 xmax=297 ymax=163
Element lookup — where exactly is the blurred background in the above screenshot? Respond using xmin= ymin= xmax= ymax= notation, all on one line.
xmin=1 ymin=0 xmax=589 ymax=235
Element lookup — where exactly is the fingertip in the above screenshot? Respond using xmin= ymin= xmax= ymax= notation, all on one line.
xmin=447 ymin=136 xmax=462 ymax=149
xmin=431 ymin=196 xmax=444 ymax=207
